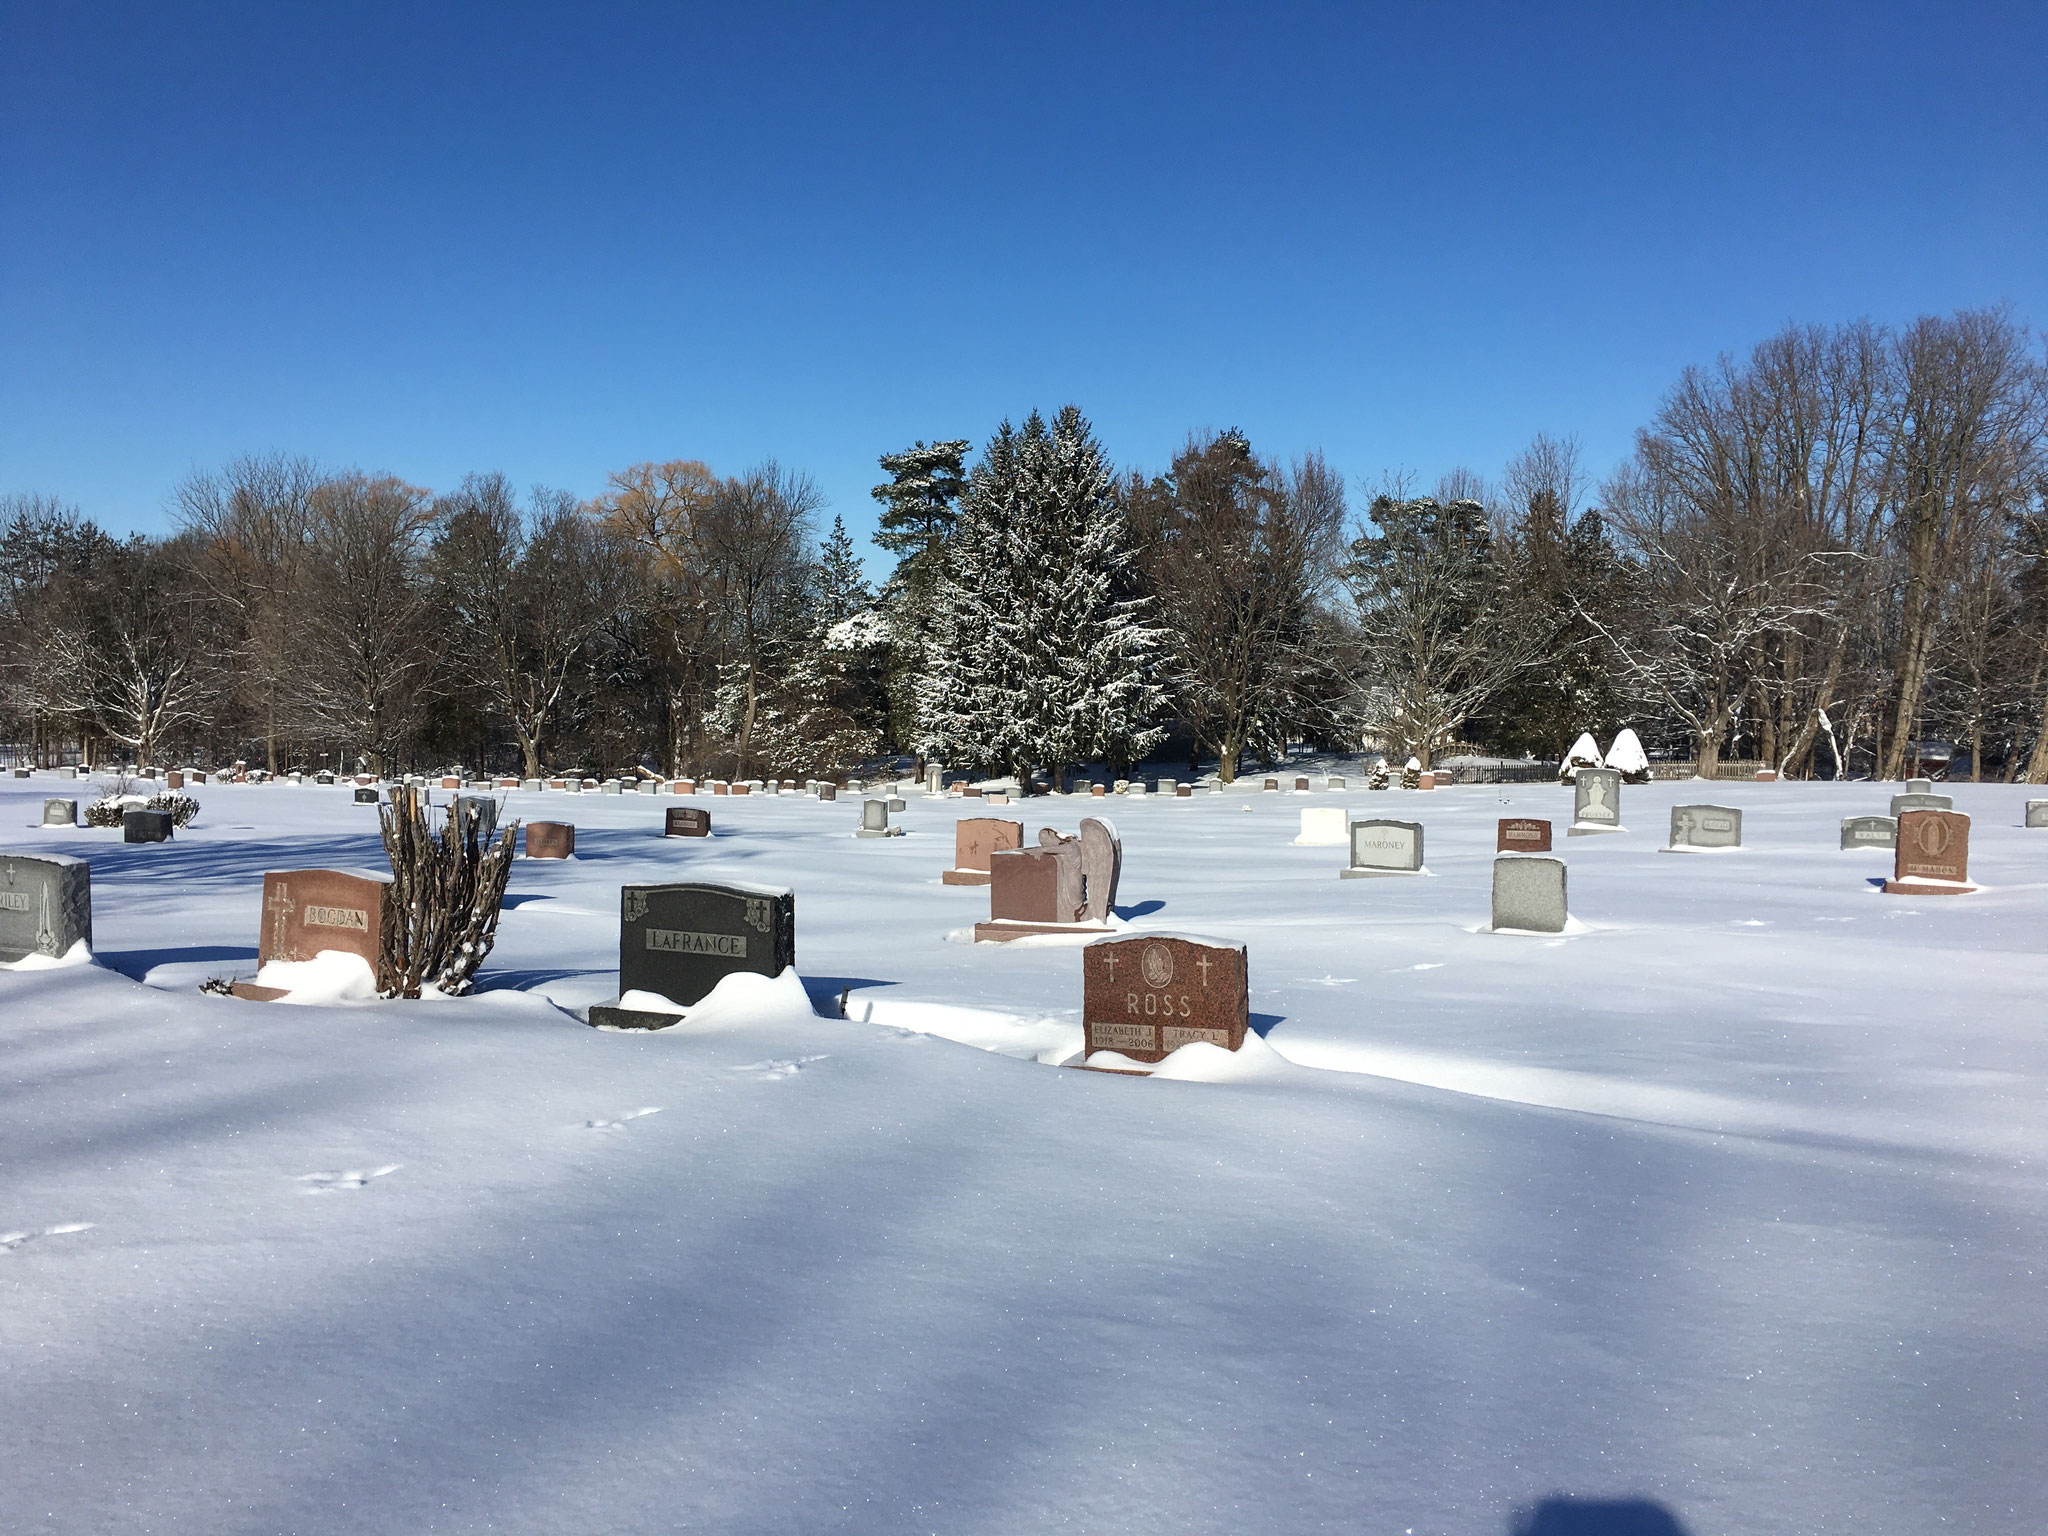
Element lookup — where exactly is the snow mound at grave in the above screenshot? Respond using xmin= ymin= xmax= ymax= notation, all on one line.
xmin=602 ymin=966 xmax=817 ymax=1037
xmin=1 ymin=937 xmax=92 ymax=971
xmin=844 ymin=993 xmax=1080 ymax=1064
xmin=1559 ymin=731 xmax=1604 ymax=780
xmin=251 ymin=950 xmax=380 ymax=1004
xmin=1606 ymin=727 xmax=1650 ymax=781
xmin=1148 ymin=1028 xmax=1298 ymax=1083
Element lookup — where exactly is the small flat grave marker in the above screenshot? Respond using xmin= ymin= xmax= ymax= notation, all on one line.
xmin=1497 ymin=817 xmax=1552 ymax=852
xmin=0 ymin=853 xmax=91 ymax=962
xmin=1081 ymin=934 xmax=1248 ymax=1065
xmin=1666 ymin=804 xmax=1742 ymax=851
xmin=1885 ymin=809 xmax=1974 ymax=895
xmin=1492 ymin=856 xmax=1567 ymax=934
xmin=1841 ymin=815 xmax=1897 ymax=850
xmin=525 ymin=822 xmax=575 ymax=858
xmin=589 ymin=881 xmax=796 ymax=1028
xmin=1342 ymin=818 xmax=1424 ymax=878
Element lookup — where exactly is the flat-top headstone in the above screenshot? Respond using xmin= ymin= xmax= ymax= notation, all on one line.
xmin=1176 ymin=784 xmax=1192 ymax=797
xmin=1890 ymin=792 xmax=1953 ymax=817
xmin=986 ymin=837 xmax=1084 ymax=927
xmin=1886 ymin=809 xmax=1973 ymax=894
xmin=525 ymin=822 xmax=575 ymax=858
xmin=605 ymin=881 xmax=795 ymax=1015
xmin=818 ymin=784 xmax=836 ymax=801
xmin=1569 ymin=768 xmax=1623 ymax=833
xmin=857 ymin=799 xmax=903 ymax=838
xmin=1082 ymin=934 xmax=1249 ymax=1064
xmin=2026 ymin=800 xmax=2048 ymax=829
xmin=943 ymin=817 xmax=1023 ymax=885
xmin=636 ymin=778 xmax=657 ymax=794
xmin=43 ymin=799 xmax=78 ymax=827
xmin=165 ymin=771 xmax=183 ymax=790
xmin=250 ymin=869 xmax=392 ymax=988
xmin=123 ymin=809 xmax=173 ymax=843
xmin=601 ymin=780 xmax=623 ymax=795
xmin=440 ymin=776 xmax=461 ymax=790
xmin=1668 ymin=804 xmax=1742 ymax=850
xmin=1840 ymin=815 xmax=1897 ymax=850
xmin=1295 ymin=806 xmax=1349 ymax=845
xmin=665 ymin=806 xmax=710 ymax=837
xmin=1342 ymin=818 xmax=1424 ymax=877
xmin=354 ymin=786 xmax=380 ymax=804
xmin=1496 ymin=817 xmax=1551 ymax=852
xmin=454 ymin=796 xmax=498 ymax=844
xmin=888 ymin=797 xmax=906 ymax=812
xmin=1906 ymin=778 xmax=1934 ymax=795
xmin=11 ymin=767 xmax=29 ymax=779
xmin=1492 ymin=856 xmax=1567 ymax=934
xmin=1090 ymin=783 xmax=1106 ymax=797
xmin=0 ymin=854 xmax=91 ymax=962
xmin=1417 ymin=771 xmax=1437 ymax=790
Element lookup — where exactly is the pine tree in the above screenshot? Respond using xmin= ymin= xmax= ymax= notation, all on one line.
xmin=814 ymin=515 xmax=872 ymax=627
xmin=871 ymin=440 xmax=969 ymax=755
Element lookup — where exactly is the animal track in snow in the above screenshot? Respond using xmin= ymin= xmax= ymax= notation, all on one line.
xmin=0 ymin=1222 xmax=94 ymax=1252
xmin=296 ymin=1165 xmax=400 ymax=1193
xmin=730 ymin=1055 xmax=830 ymax=1080
xmin=583 ymin=1107 xmax=663 ymax=1131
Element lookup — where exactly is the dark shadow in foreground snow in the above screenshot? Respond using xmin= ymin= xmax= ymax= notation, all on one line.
xmin=1249 ymin=1012 xmax=1283 ymax=1038
xmin=1511 ymin=1497 xmax=1691 ymax=1535
xmin=98 ymin=944 xmax=258 ymax=982
xmin=1116 ymin=899 xmax=1165 ymax=919
xmin=470 ymin=966 xmax=609 ymax=994
xmin=801 ymin=974 xmax=898 ymax=1017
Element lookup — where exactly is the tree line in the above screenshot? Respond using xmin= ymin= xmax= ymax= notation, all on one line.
xmin=4 ymin=307 xmax=2045 ymax=784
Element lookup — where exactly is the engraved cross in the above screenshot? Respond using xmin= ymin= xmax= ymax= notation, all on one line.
xmin=265 ymin=884 xmax=296 ymax=957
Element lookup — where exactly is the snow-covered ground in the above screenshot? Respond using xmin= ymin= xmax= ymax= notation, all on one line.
xmin=3 ymin=774 xmax=2043 ymax=1534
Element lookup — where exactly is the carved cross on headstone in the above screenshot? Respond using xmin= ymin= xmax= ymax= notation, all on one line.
xmin=265 ymin=883 xmax=297 ymax=957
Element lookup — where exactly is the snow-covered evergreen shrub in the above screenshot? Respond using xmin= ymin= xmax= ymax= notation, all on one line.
xmin=84 ymin=798 xmax=125 ymax=828
xmin=146 ymin=792 xmax=200 ymax=827
xmin=1367 ymin=758 xmax=1390 ymax=790
xmin=1400 ymin=756 xmax=1421 ymax=790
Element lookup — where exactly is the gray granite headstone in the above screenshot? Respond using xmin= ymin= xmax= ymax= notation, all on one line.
xmin=1906 ymin=778 xmax=1933 ymax=795
xmin=354 ymin=786 xmax=379 ymax=804
xmin=1668 ymin=804 xmax=1742 ymax=850
xmin=1342 ymin=818 xmax=1424 ymax=877
xmin=887 ymin=797 xmax=906 ymax=813
xmin=1840 ymin=814 xmax=1897 ymax=850
xmin=1889 ymin=792 xmax=1953 ymax=817
xmin=0 ymin=853 xmax=91 ymax=961
xmin=454 ymin=796 xmax=498 ymax=844
xmin=122 ymin=809 xmax=172 ymax=843
xmin=522 ymin=779 xmax=542 ymax=792
xmin=636 ymin=779 xmax=658 ymax=794
xmin=601 ymin=780 xmax=623 ymax=795
xmin=2027 ymin=800 xmax=2048 ymax=829
xmin=856 ymin=799 xmax=901 ymax=838
xmin=43 ymin=799 xmax=78 ymax=827
xmin=589 ymin=881 xmax=796 ymax=1027
xmin=1492 ymin=855 xmax=1566 ymax=933
xmin=1569 ymin=768 xmax=1623 ymax=833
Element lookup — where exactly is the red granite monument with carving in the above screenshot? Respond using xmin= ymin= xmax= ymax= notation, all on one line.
xmin=1497 ymin=817 xmax=1553 ymax=852
xmin=526 ymin=822 xmax=576 ymax=859
xmin=231 ymin=869 xmax=395 ymax=1001
xmin=942 ymin=818 xmax=1023 ymax=886
xmin=1081 ymin=934 xmax=1249 ymax=1066
xmin=1885 ymin=808 xmax=1974 ymax=895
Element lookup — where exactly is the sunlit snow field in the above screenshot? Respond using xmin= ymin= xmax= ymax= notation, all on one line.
xmin=3 ymin=773 xmax=2043 ymax=1535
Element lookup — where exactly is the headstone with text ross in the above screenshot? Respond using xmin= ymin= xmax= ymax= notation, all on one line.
xmin=1081 ymin=934 xmax=1248 ymax=1066
xmin=1342 ymin=818 xmax=1424 ymax=878
xmin=942 ymin=817 xmax=1022 ymax=885
xmin=525 ymin=822 xmax=575 ymax=858
xmin=230 ymin=869 xmax=393 ymax=1000
xmin=589 ymin=881 xmax=796 ymax=1028
xmin=1568 ymin=768 xmax=1624 ymax=835
xmin=1885 ymin=809 xmax=1974 ymax=895
xmin=0 ymin=854 xmax=91 ymax=962
xmin=1666 ymin=804 xmax=1742 ymax=851
xmin=43 ymin=798 xmax=78 ymax=827
xmin=1492 ymin=856 xmax=1567 ymax=933
xmin=1497 ymin=817 xmax=1552 ymax=852
xmin=665 ymin=806 xmax=710 ymax=837
xmin=1841 ymin=814 xmax=1897 ymax=850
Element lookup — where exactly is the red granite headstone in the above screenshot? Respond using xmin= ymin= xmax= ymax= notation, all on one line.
xmin=1417 ymin=772 xmax=1437 ymax=790
xmin=674 ymin=780 xmax=695 ymax=794
xmin=1082 ymin=935 xmax=1249 ymax=1064
xmin=1294 ymin=776 xmax=1310 ymax=791
xmin=1885 ymin=809 xmax=1973 ymax=894
xmin=731 ymin=783 xmax=752 ymax=796
xmin=166 ymin=770 xmax=184 ymax=790
xmin=1497 ymin=817 xmax=1553 ymax=853
xmin=1090 ymin=783 xmax=1106 ymax=797
xmin=441 ymin=776 xmax=461 ymax=790
xmin=231 ymin=869 xmax=394 ymax=999
xmin=526 ymin=822 xmax=576 ymax=858
xmin=665 ymin=807 xmax=710 ymax=837
xmin=987 ymin=845 xmax=1083 ymax=923
xmin=942 ymin=818 xmax=1023 ymax=886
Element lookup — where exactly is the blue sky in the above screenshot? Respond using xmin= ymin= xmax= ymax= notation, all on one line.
xmin=4 ymin=2 xmax=2042 ymax=558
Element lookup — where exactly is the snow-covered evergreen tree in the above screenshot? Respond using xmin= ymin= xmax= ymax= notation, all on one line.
xmin=918 ymin=408 xmax=1165 ymax=784
xmin=814 ymin=515 xmax=872 ymax=628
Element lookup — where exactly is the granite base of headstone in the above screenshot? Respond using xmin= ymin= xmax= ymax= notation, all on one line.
xmin=525 ymin=822 xmax=575 ymax=858
xmin=1664 ymin=804 xmax=1742 ymax=851
xmin=1077 ymin=934 xmax=1249 ymax=1068
xmin=1341 ymin=818 xmax=1424 ymax=877
xmin=230 ymin=868 xmax=394 ymax=1001
xmin=42 ymin=799 xmax=78 ymax=827
xmin=1491 ymin=856 xmax=1567 ymax=934
xmin=0 ymin=854 xmax=92 ymax=962
xmin=1497 ymin=817 xmax=1552 ymax=852
xmin=122 ymin=809 xmax=173 ymax=843
xmin=1884 ymin=809 xmax=1974 ymax=895
xmin=1566 ymin=767 xmax=1624 ymax=835
xmin=588 ymin=881 xmax=796 ymax=1028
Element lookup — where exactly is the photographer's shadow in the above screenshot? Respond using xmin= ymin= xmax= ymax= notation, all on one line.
xmin=1511 ymin=1498 xmax=1690 ymax=1536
